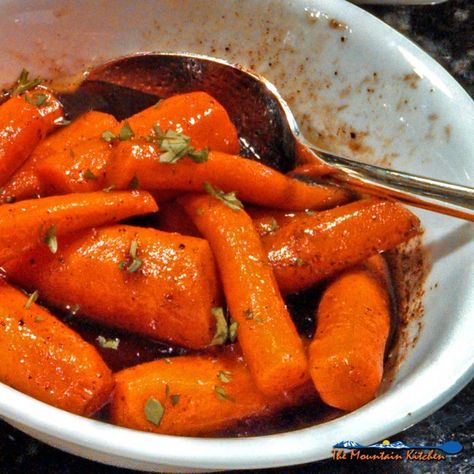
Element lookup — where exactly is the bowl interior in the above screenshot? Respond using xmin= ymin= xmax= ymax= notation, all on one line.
xmin=0 ymin=0 xmax=472 ymax=470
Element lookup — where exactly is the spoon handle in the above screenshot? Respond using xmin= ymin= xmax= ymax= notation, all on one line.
xmin=308 ymin=146 xmax=474 ymax=221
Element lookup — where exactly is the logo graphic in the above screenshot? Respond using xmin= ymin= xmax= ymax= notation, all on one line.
xmin=332 ymin=439 xmax=463 ymax=462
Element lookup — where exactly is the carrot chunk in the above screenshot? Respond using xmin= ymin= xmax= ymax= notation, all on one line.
xmin=308 ymin=255 xmax=391 ymax=411
xmin=181 ymin=194 xmax=309 ymax=396
xmin=1 ymin=111 xmax=118 ymax=202
xmin=0 ymin=191 xmax=157 ymax=264
xmin=4 ymin=225 xmax=220 ymax=349
xmin=111 ymin=346 xmax=314 ymax=435
xmin=262 ymin=199 xmax=421 ymax=293
xmin=0 ymin=280 xmax=113 ymax=415
xmin=106 ymin=142 xmax=351 ymax=210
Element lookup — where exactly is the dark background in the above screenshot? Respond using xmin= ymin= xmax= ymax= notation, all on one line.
xmin=0 ymin=1 xmax=472 ymax=472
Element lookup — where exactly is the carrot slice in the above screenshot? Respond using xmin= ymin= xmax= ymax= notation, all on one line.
xmin=1 ymin=111 xmax=118 ymax=202
xmin=181 ymin=194 xmax=308 ymax=396
xmin=0 ymin=96 xmax=47 ymax=186
xmin=119 ymin=91 xmax=240 ymax=153
xmin=0 ymin=280 xmax=113 ymax=415
xmin=308 ymin=255 xmax=391 ymax=411
xmin=4 ymin=225 xmax=220 ymax=349
xmin=262 ymin=199 xmax=421 ymax=294
xmin=0 ymin=191 xmax=157 ymax=264
xmin=106 ymin=142 xmax=351 ymax=210
xmin=111 ymin=346 xmax=314 ymax=436
xmin=36 ymin=137 xmax=113 ymax=194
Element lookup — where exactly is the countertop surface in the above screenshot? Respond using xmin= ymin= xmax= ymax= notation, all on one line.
xmin=0 ymin=0 xmax=472 ymax=472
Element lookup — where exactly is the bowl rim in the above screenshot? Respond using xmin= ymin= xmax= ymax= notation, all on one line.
xmin=0 ymin=0 xmax=473 ymax=469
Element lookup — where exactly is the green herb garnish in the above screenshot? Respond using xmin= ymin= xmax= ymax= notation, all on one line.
xmin=214 ymin=386 xmax=234 ymax=402
xmin=203 ymin=182 xmax=243 ymax=211
xmin=102 ymin=185 xmax=115 ymax=192
xmin=25 ymin=92 xmax=48 ymax=107
xmin=229 ymin=320 xmax=238 ymax=343
xmin=144 ymin=397 xmax=165 ymax=426
xmin=170 ymin=394 xmax=180 ymax=406
xmin=96 ymin=335 xmax=120 ymax=350
xmin=9 ymin=69 xmax=43 ymax=96
xmin=119 ymin=239 xmax=142 ymax=273
xmin=148 ymin=124 xmax=209 ymax=164
xmin=83 ymin=168 xmax=97 ymax=180
xmin=209 ymin=307 xmax=229 ymax=346
xmin=101 ymin=122 xmax=135 ymax=143
xmin=217 ymin=370 xmax=232 ymax=384
xmin=25 ymin=290 xmax=39 ymax=309
xmin=34 ymin=315 xmax=45 ymax=322
xmin=43 ymin=224 xmax=58 ymax=254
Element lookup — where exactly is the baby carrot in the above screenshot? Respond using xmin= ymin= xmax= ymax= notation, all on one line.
xmin=36 ymin=138 xmax=113 ymax=194
xmin=0 ymin=191 xmax=158 ymax=264
xmin=119 ymin=91 xmax=240 ymax=153
xmin=308 ymin=255 xmax=391 ymax=411
xmin=106 ymin=142 xmax=351 ymax=210
xmin=262 ymin=199 xmax=421 ymax=294
xmin=23 ymin=86 xmax=64 ymax=132
xmin=5 ymin=225 xmax=220 ymax=349
xmin=111 ymin=346 xmax=315 ymax=436
xmin=181 ymin=194 xmax=309 ymax=396
xmin=0 ymin=111 xmax=118 ymax=202
xmin=0 ymin=280 xmax=113 ymax=416
xmin=0 ymin=95 xmax=47 ymax=186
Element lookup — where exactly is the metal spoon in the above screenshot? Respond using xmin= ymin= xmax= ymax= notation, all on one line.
xmin=66 ymin=52 xmax=474 ymax=221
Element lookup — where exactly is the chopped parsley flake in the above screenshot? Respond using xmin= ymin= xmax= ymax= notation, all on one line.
xmin=229 ymin=320 xmax=238 ymax=343
xmin=144 ymin=397 xmax=165 ymax=426
xmin=25 ymin=290 xmax=39 ymax=310
xmin=101 ymin=122 xmax=135 ymax=143
xmin=119 ymin=239 xmax=142 ymax=273
xmin=217 ymin=370 xmax=232 ymax=384
xmin=214 ymin=385 xmax=234 ymax=402
xmin=25 ymin=92 xmax=48 ymax=107
xmin=43 ymin=225 xmax=58 ymax=254
xmin=209 ymin=307 xmax=229 ymax=346
xmin=96 ymin=335 xmax=120 ymax=350
xmin=203 ymin=182 xmax=243 ymax=211
xmin=83 ymin=168 xmax=97 ymax=180
xmin=9 ymin=69 xmax=43 ymax=96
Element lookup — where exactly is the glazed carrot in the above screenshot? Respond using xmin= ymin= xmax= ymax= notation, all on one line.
xmin=111 ymin=346 xmax=315 ymax=436
xmin=23 ymin=85 xmax=64 ymax=132
xmin=0 ymin=111 xmax=118 ymax=202
xmin=106 ymin=142 xmax=351 ymax=210
xmin=0 ymin=191 xmax=157 ymax=264
xmin=4 ymin=225 xmax=220 ymax=349
xmin=0 ymin=95 xmax=47 ymax=186
xmin=118 ymin=91 xmax=240 ymax=153
xmin=247 ymin=207 xmax=309 ymax=237
xmin=36 ymin=137 xmax=113 ymax=194
xmin=262 ymin=199 xmax=421 ymax=294
xmin=181 ymin=194 xmax=308 ymax=396
xmin=0 ymin=280 xmax=113 ymax=416
xmin=308 ymin=255 xmax=391 ymax=411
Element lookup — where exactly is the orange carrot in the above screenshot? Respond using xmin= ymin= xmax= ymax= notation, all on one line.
xmin=247 ymin=207 xmax=309 ymax=237
xmin=181 ymin=194 xmax=308 ymax=396
xmin=36 ymin=137 xmax=113 ymax=194
xmin=23 ymin=85 xmax=64 ymax=132
xmin=118 ymin=91 xmax=240 ymax=153
xmin=111 ymin=345 xmax=315 ymax=436
xmin=106 ymin=142 xmax=351 ymax=210
xmin=0 ymin=280 xmax=113 ymax=416
xmin=308 ymin=255 xmax=391 ymax=411
xmin=0 ymin=96 xmax=47 ymax=186
xmin=4 ymin=225 xmax=220 ymax=349
xmin=0 ymin=111 xmax=118 ymax=202
xmin=262 ymin=199 xmax=421 ymax=294
xmin=0 ymin=191 xmax=157 ymax=264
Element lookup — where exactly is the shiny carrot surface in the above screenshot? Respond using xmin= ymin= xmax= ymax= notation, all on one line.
xmin=0 ymin=280 xmax=113 ymax=415
xmin=263 ymin=199 xmax=421 ymax=294
xmin=308 ymin=255 xmax=391 ymax=411
xmin=4 ymin=225 xmax=220 ymax=349
xmin=106 ymin=143 xmax=351 ymax=210
xmin=111 ymin=346 xmax=314 ymax=436
xmin=181 ymin=193 xmax=309 ymax=396
xmin=0 ymin=191 xmax=157 ymax=264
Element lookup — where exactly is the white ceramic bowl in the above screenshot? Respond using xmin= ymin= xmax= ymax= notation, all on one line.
xmin=0 ymin=0 xmax=472 ymax=471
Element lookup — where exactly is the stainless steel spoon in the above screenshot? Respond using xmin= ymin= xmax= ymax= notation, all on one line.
xmin=72 ymin=52 xmax=474 ymax=220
